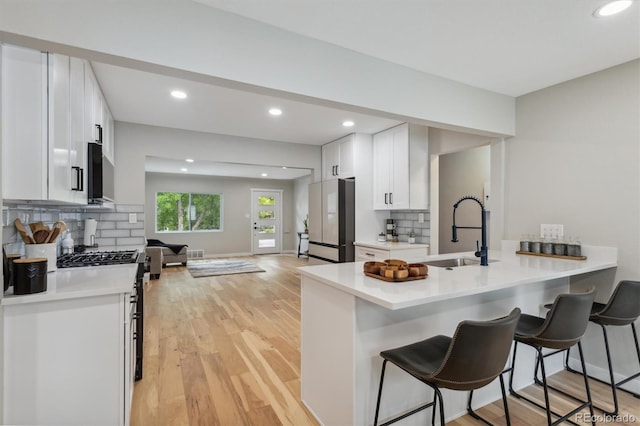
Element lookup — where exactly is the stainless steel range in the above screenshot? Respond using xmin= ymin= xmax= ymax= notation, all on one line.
xmin=56 ymin=249 xmax=145 ymax=381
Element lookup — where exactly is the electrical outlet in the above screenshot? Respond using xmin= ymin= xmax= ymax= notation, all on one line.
xmin=418 ymin=213 xmax=424 ymax=223
xmin=129 ymin=213 xmax=137 ymax=224
xmin=540 ymin=224 xmax=564 ymax=238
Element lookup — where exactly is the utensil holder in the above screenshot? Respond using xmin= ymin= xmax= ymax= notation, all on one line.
xmin=25 ymin=243 xmax=57 ymax=272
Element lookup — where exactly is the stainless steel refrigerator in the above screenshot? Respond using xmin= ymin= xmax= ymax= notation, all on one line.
xmin=308 ymin=178 xmax=355 ymax=263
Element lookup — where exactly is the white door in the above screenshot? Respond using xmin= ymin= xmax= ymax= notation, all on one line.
xmin=251 ymin=189 xmax=283 ymax=255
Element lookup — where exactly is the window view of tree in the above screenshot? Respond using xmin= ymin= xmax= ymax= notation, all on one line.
xmin=156 ymin=192 xmax=222 ymax=232
xmin=258 ymin=196 xmax=275 ymax=206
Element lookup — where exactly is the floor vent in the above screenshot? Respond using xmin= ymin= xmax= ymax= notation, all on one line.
xmin=187 ymin=249 xmax=204 ymax=259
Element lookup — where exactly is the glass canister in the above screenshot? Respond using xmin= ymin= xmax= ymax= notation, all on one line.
xmin=567 ymin=236 xmax=582 ymax=257
xmin=553 ymin=240 xmax=567 ymax=256
xmin=530 ymin=236 xmax=541 ymax=253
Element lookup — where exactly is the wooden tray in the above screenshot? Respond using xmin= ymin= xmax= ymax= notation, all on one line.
xmin=364 ymin=272 xmax=428 ymax=282
xmin=515 ymin=251 xmax=587 ymax=261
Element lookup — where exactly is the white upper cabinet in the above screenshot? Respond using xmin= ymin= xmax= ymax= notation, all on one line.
xmin=70 ymin=57 xmax=88 ymax=204
xmin=322 ymin=133 xmax=355 ymax=180
xmin=85 ymin=62 xmax=114 ymax=163
xmin=372 ymin=123 xmax=429 ymax=210
xmin=1 ymin=44 xmax=113 ymax=204
xmin=1 ymin=45 xmax=49 ymax=201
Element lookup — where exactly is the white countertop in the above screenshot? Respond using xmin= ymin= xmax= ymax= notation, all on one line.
xmin=354 ymin=241 xmax=430 ymax=250
xmin=2 ymin=262 xmax=138 ymax=306
xmin=299 ymin=241 xmax=617 ymax=310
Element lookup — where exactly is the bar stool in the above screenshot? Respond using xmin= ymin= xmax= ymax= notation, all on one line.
xmin=373 ymin=308 xmax=520 ymax=426
xmin=544 ymin=280 xmax=640 ymax=415
xmin=508 ymin=289 xmax=596 ymax=426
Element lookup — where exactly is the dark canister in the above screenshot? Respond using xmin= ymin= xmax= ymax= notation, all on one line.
xmin=4 ymin=252 xmax=21 ymax=291
xmin=553 ymin=243 xmax=567 ymax=256
xmin=13 ymin=258 xmax=48 ymax=295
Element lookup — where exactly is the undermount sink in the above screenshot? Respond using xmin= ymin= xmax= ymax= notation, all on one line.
xmin=423 ymin=257 xmax=498 ymax=268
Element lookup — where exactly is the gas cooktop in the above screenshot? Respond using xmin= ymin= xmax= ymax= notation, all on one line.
xmin=57 ymin=250 xmax=139 ymax=268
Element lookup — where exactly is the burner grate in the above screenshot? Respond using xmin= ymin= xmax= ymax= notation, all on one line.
xmin=57 ymin=250 xmax=138 ymax=268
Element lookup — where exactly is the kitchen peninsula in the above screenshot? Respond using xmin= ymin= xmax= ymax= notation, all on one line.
xmin=298 ymin=241 xmax=617 ymax=425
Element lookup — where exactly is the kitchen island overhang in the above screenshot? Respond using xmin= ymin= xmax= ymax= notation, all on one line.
xmin=298 ymin=241 xmax=617 ymax=425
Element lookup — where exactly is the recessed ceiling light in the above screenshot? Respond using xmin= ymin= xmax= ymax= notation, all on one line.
xmin=594 ymin=0 xmax=633 ymax=17
xmin=269 ymin=108 xmax=282 ymax=116
xmin=185 ymin=158 xmax=194 ymax=163
xmin=180 ymin=167 xmax=188 ymax=172
xmin=171 ymin=90 xmax=187 ymax=99
xmin=342 ymin=120 xmax=355 ymax=127
xmin=281 ymin=166 xmax=288 ymax=169
xmin=261 ymin=173 xmax=268 ymax=177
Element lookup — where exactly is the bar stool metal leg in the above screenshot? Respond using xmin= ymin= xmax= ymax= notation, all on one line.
xmin=563 ymin=322 xmax=640 ymax=415
xmin=467 ymin=373 xmax=511 ymax=426
xmin=509 ymin=341 xmax=595 ymax=425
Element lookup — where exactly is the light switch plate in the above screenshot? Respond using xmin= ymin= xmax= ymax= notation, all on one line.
xmin=418 ymin=213 xmax=424 ymax=223
xmin=129 ymin=213 xmax=137 ymax=224
xmin=540 ymin=224 xmax=563 ymax=238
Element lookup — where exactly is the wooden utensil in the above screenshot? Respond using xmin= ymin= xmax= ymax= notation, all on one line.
xmin=47 ymin=221 xmax=66 ymax=243
xmin=47 ymin=227 xmax=62 ymax=243
xmin=29 ymin=221 xmax=47 ymax=234
xmin=14 ymin=218 xmax=35 ymax=244
xmin=33 ymin=229 xmax=50 ymax=244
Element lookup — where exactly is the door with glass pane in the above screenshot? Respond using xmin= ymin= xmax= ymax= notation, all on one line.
xmin=251 ymin=189 xmax=283 ymax=255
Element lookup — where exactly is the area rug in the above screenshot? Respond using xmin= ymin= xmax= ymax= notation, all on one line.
xmin=187 ymin=259 xmax=265 ymax=278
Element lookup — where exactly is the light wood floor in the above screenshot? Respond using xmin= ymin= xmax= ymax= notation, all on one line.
xmin=131 ymin=255 xmax=640 ymax=425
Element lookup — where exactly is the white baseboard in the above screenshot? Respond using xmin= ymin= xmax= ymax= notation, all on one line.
xmin=568 ymin=357 xmax=640 ymax=394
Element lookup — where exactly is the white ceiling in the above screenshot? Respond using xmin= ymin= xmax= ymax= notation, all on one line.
xmin=195 ymin=0 xmax=640 ymax=97
xmin=90 ymin=0 xmax=639 ymax=178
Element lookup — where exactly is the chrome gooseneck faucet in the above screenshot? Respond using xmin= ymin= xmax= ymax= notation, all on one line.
xmin=451 ymin=195 xmax=488 ymax=266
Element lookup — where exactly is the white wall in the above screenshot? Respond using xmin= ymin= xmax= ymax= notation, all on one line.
xmin=146 ymin=172 xmax=295 ymax=256
xmin=0 ymin=1 xmax=515 ymax=136
xmin=115 ymin=122 xmax=320 ymax=204
xmin=505 ymin=59 xmax=640 ymax=380
xmin=439 ymin=146 xmax=491 ymax=254
xmin=428 ymin=128 xmax=500 ymax=254
xmin=353 ymin=133 xmax=389 ymax=242
xmin=505 ymin=59 xmax=640 ymax=281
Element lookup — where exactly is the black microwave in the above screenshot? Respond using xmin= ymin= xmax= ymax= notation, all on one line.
xmin=87 ymin=142 xmax=114 ymax=204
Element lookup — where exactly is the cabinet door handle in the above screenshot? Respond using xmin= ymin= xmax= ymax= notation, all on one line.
xmin=95 ymin=124 xmax=103 ymax=143
xmin=71 ymin=166 xmax=81 ymax=191
xmin=79 ymin=167 xmax=84 ymax=191
xmin=364 ymin=252 xmax=375 ymax=257
xmin=335 ymin=164 xmax=339 ymax=176
xmin=384 ymin=193 xmax=388 ymax=204
xmin=389 ymin=192 xmax=393 ymax=205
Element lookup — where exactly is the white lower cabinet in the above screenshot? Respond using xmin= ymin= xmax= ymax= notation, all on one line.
xmin=355 ymin=243 xmax=429 ymax=261
xmin=3 ymin=291 xmax=134 ymax=426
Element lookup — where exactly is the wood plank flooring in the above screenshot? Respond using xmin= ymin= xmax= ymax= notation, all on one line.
xmin=131 ymin=255 xmax=640 ymax=425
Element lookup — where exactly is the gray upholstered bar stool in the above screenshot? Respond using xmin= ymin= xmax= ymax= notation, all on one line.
xmin=544 ymin=280 xmax=640 ymax=415
xmin=374 ymin=308 xmax=521 ymax=426
xmin=508 ymin=289 xmax=596 ymax=426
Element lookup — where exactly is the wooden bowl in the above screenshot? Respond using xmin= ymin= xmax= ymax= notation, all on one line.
xmin=384 ymin=259 xmax=407 ymax=267
xmin=363 ymin=261 xmax=386 ymax=275
xmin=379 ymin=265 xmax=399 ymax=278
xmin=408 ymin=263 xmax=428 ymax=277
xmin=394 ymin=267 xmax=409 ymax=279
